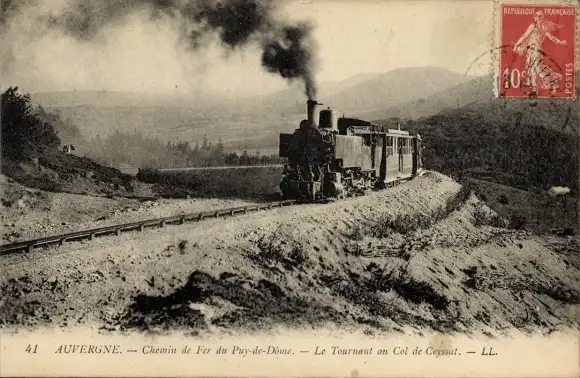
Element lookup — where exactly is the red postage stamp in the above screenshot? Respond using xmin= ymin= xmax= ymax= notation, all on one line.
xmin=499 ymin=3 xmax=576 ymax=99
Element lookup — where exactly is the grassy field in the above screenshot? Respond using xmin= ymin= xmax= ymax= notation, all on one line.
xmin=138 ymin=166 xmax=285 ymax=200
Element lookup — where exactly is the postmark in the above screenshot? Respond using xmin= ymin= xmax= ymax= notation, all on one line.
xmin=498 ymin=3 xmax=576 ymax=99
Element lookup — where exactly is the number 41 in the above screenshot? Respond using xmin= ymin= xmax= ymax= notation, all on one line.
xmin=25 ymin=344 xmax=38 ymax=354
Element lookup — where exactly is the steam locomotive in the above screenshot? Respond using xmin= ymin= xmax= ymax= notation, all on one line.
xmin=279 ymin=100 xmax=423 ymax=201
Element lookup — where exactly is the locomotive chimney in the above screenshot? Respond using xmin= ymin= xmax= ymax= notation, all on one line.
xmin=307 ymin=99 xmax=319 ymax=127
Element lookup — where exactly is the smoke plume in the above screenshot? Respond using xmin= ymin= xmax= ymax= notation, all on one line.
xmin=0 ymin=0 xmax=318 ymax=98
xmin=262 ymin=23 xmax=317 ymax=99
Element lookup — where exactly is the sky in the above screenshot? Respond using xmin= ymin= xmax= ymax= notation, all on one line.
xmin=0 ymin=0 xmax=494 ymax=97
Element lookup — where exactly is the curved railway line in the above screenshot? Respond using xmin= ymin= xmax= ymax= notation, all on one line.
xmin=0 ymin=199 xmax=298 ymax=256
xmin=0 ymin=174 xmax=415 ymax=257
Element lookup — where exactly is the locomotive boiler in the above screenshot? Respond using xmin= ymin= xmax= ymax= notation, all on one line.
xmin=279 ymin=100 xmax=423 ymax=201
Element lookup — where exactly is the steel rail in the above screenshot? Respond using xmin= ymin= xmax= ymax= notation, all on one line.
xmin=0 ymin=199 xmax=297 ymax=256
xmin=158 ymin=164 xmax=284 ymax=172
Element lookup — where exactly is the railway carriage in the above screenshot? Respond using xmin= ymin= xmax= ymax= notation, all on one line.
xmin=279 ymin=100 xmax=423 ymax=201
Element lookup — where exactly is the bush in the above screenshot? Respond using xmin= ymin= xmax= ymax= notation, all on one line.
xmin=1 ymin=87 xmax=60 ymax=159
xmin=509 ymin=214 xmax=527 ymax=230
xmin=445 ymin=181 xmax=474 ymax=213
xmin=288 ymin=245 xmax=308 ymax=265
xmin=497 ymin=194 xmax=509 ymax=204
xmin=346 ymin=223 xmax=365 ymax=241
xmin=256 ymin=232 xmax=286 ymax=266
xmin=472 ymin=204 xmax=488 ymax=226
xmin=472 ymin=203 xmax=506 ymax=228
xmin=253 ymin=226 xmax=309 ymax=269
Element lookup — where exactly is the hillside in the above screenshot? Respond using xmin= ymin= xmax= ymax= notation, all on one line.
xmin=1 ymin=150 xmax=140 ymax=197
xmin=375 ymin=73 xmax=579 ymax=194
xmin=1 ymin=172 xmax=578 ymax=337
xmin=453 ymin=97 xmax=578 ymax=134
xmin=377 ymin=109 xmax=578 ymax=193
xmin=29 ymin=73 xmax=383 ymax=111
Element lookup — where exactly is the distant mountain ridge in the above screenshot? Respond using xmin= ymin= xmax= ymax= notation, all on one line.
xmin=367 ymin=72 xmax=579 ymax=135
xmin=29 ymin=66 xmax=479 ymax=151
xmin=32 ymin=66 xmax=472 ymax=113
xmin=357 ymin=75 xmax=491 ymax=120
xmin=328 ymin=66 xmax=473 ymax=115
xmin=30 ymin=72 xmax=384 ymax=109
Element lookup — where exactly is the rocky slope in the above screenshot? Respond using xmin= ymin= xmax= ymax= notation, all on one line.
xmin=1 ymin=172 xmax=578 ymax=337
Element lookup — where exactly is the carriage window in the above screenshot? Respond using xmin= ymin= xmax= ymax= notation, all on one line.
xmin=400 ymin=138 xmax=410 ymax=154
xmin=362 ymin=135 xmax=372 ymax=146
xmin=387 ymin=137 xmax=394 ymax=155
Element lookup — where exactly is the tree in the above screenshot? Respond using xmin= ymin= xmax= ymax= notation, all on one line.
xmin=35 ymin=104 xmax=82 ymax=143
xmin=1 ymin=87 xmax=60 ymax=159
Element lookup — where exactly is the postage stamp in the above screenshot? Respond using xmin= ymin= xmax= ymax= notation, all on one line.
xmin=498 ymin=3 xmax=577 ymax=99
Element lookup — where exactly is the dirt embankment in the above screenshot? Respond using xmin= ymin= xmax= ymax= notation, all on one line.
xmin=0 ymin=172 xmax=578 ymax=337
xmin=0 ymin=173 xmax=262 ymax=243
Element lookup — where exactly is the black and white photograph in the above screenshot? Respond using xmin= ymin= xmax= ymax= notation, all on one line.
xmin=0 ymin=0 xmax=578 ymax=376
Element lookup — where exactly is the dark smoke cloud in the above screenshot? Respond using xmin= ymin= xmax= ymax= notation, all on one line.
xmin=1 ymin=0 xmax=27 ymax=28
xmin=262 ymin=23 xmax=317 ymax=99
xmin=1 ymin=0 xmax=318 ymax=99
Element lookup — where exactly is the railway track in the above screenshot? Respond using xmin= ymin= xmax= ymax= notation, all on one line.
xmin=0 ymin=199 xmax=297 ymax=256
xmin=0 ymin=173 xmax=420 ymax=257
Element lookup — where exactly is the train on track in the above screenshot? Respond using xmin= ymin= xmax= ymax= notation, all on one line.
xmin=279 ymin=100 xmax=423 ymax=202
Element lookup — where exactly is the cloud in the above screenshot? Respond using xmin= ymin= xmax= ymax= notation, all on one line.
xmin=1 ymin=0 xmax=319 ymax=97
